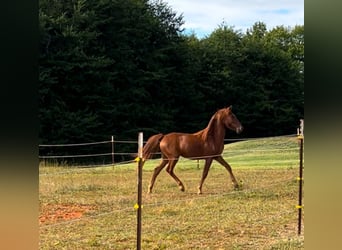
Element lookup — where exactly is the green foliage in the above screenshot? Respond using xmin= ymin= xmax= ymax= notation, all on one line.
xmin=39 ymin=0 xmax=304 ymax=158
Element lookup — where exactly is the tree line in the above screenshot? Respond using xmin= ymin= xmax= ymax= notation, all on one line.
xmin=39 ymin=0 xmax=303 ymax=161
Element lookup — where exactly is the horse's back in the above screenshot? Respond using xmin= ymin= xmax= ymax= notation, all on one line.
xmin=160 ymin=132 xmax=205 ymax=158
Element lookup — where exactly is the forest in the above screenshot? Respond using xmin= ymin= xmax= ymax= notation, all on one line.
xmin=39 ymin=0 xmax=304 ymax=158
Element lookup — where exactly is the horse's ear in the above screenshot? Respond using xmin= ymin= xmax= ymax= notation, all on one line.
xmin=227 ymin=105 xmax=232 ymax=110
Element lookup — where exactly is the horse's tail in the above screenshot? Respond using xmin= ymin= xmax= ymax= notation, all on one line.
xmin=143 ymin=133 xmax=164 ymax=160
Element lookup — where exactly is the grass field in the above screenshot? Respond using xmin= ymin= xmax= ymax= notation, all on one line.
xmin=39 ymin=135 xmax=304 ymax=249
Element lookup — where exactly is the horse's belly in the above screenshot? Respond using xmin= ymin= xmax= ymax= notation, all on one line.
xmin=178 ymin=136 xmax=206 ymax=158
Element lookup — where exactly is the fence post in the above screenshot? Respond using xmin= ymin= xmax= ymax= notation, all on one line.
xmin=297 ymin=119 xmax=304 ymax=235
xmin=136 ymin=132 xmax=143 ymax=250
xmin=111 ymin=136 xmax=115 ymax=165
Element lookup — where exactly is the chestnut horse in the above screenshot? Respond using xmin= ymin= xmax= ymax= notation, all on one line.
xmin=142 ymin=106 xmax=243 ymax=194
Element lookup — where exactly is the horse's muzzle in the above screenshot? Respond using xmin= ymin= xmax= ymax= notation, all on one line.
xmin=236 ymin=126 xmax=243 ymax=134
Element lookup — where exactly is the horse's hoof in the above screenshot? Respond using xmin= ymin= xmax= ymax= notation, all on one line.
xmin=233 ymin=183 xmax=242 ymax=190
xmin=179 ymin=186 xmax=185 ymax=192
xmin=197 ymin=186 xmax=203 ymax=195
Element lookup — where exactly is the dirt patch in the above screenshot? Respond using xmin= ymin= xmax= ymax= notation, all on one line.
xmin=39 ymin=204 xmax=96 ymax=225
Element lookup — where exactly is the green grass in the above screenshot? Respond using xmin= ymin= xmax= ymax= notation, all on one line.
xmin=39 ymin=136 xmax=304 ymax=249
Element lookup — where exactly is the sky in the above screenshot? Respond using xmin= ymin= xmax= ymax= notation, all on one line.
xmin=164 ymin=0 xmax=304 ymax=38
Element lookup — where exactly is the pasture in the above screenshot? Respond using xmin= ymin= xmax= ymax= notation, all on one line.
xmin=39 ymin=136 xmax=304 ymax=249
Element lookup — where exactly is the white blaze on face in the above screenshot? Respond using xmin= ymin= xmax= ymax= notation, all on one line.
xmin=236 ymin=126 xmax=243 ymax=134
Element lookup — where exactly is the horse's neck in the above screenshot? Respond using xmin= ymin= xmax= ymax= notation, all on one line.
xmin=208 ymin=119 xmax=226 ymax=143
xmin=198 ymin=115 xmax=226 ymax=144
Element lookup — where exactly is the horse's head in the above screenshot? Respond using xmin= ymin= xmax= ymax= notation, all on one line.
xmin=221 ymin=106 xmax=243 ymax=134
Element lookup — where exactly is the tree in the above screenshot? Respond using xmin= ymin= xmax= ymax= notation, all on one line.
xmin=237 ymin=23 xmax=304 ymax=136
xmin=39 ymin=0 xmax=188 ymax=151
xmin=39 ymin=0 xmax=304 ymax=163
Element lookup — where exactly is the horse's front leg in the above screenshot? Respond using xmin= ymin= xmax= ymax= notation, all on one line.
xmin=197 ymin=158 xmax=213 ymax=194
xmin=214 ymin=155 xmax=239 ymax=189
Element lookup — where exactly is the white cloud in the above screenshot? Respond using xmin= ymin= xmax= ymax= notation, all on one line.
xmin=165 ymin=0 xmax=304 ymax=37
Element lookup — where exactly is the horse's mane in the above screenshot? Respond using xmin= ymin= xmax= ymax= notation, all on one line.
xmin=196 ymin=110 xmax=220 ymax=140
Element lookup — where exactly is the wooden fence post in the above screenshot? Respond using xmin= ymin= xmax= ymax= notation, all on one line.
xmin=297 ymin=119 xmax=304 ymax=235
xmin=136 ymin=132 xmax=143 ymax=249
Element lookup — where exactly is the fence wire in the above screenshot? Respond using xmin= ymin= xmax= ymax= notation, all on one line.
xmin=38 ymin=134 xmax=298 ymax=161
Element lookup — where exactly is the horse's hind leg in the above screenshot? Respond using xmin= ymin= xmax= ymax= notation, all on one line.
xmin=214 ymin=156 xmax=239 ymax=189
xmin=148 ymin=159 xmax=168 ymax=193
xmin=166 ymin=159 xmax=185 ymax=192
